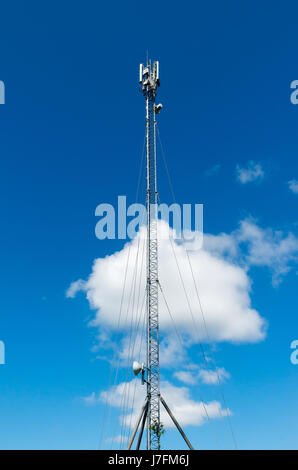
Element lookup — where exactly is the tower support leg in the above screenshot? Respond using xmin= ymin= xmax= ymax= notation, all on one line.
xmin=160 ymin=395 xmax=195 ymax=450
xmin=136 ymin=400 xmax=149 ymax=450
xmin=127 ymin=399 xmax=148 ymax=450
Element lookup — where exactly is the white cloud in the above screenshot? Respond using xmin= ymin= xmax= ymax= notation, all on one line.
xmin=70 ymin=217 xmax=298 ymax=436
xmin=67 ymin=217 xmax=298 ymax=356
xmin=105 ymin=435 xmax=124 ymax=444
xmin=159 ymin=381 xmax=231 ymax=428
xmin=236 ymin=161 xmax=264 ymax=184
xmin=174 ymin=367 xmax=230 ymax=385
xmin=68 ymin=221 xmax=266 ymax=344
xmin=66 ymin=279 xmax=86 ymax=298
xmin=205 ymin=164 xmax=221 ymax=177
xmin=174 ymin=370 xmax=197 ymax=385
xmin=288 ymin=179 xmax=298 ymax=194
xmin=236 ymin=219 xmax=298 ymax=285
xmin=204 ymin=219 xmax=298 ymax=286
xmin=81 ymin=392 xmax=97 ymax=405
xmin=118 ymin=334 xmax=147 ymax=368
xmin=198 ymin=367 xmax=230 ymax=385
xmin=99 ymin=378 xmax=231 ymax=429
xmin=203 ymin=232 xmax=238 ymax=259
xmin=159 ymin=336 xmax=187 ymax=368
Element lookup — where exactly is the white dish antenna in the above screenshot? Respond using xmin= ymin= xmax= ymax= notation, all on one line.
xmin=133 ymin=361 xmax=143 ymax=376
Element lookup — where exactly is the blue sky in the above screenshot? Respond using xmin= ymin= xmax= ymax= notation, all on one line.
xmin=0 ymin=0 xmax=298 ymax=450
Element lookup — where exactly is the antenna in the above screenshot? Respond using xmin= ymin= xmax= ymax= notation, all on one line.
xmin=127 ymin=59 xmax=194 ymax=451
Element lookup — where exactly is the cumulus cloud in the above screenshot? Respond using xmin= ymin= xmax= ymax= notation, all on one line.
xmin=99 ymin=378 xmax=231 ymax=429
xmin=205 ymin=164 xmax=221 ymax=177
xmin=198 ymin=367 xmax=230 ymax=385
xmin=66 ymin=279 xmax=86 ymax=298
xmin=81 ymin=392 xmax=97 ymax=405
xmin=174 ymin=370 xmax=197 ymax=385
xmin=236 ymin=219 xmax=298 ymax=285
xmin=203 ymin=232 xmax=238 ymax=259
xmin=236 ymin=161 xmax=264 ymax=184
xmin=67 ymin=216 xmax=298 ymax=355
xmin=174 ymin=367 xmax=230 ymax=386
xmin=105 ymin=435 xmax=124 ymax=444
xmin=69 ymin=217 xmax=298 ymax=434
xmin=159 ymin=336 xmax=187 ymax=368
xmin=69 ymin=215 xmax=298 ymax=441
xmin=104 ymin=332 xmax=186 ymax=371
xmin=288 ymin=179 xmax=298 ymax=194
xmin=204 ymin=219 xmax=298 ymax=286
xmin=67 ymin=221 xmax=266 ymax=344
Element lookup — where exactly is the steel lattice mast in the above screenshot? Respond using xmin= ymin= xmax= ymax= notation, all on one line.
xmin=141 ymin=60 xmax=160 ymax=450
xmin=127 ymin=60 xmax=194 ymax=451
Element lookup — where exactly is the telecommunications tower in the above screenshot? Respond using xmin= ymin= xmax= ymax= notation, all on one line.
xmin=127 ymin=60 xmax=194 ymax=451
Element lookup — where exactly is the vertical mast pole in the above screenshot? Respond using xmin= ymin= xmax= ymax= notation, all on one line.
xmin=140 ymin=60 xmax=160 ymax=450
